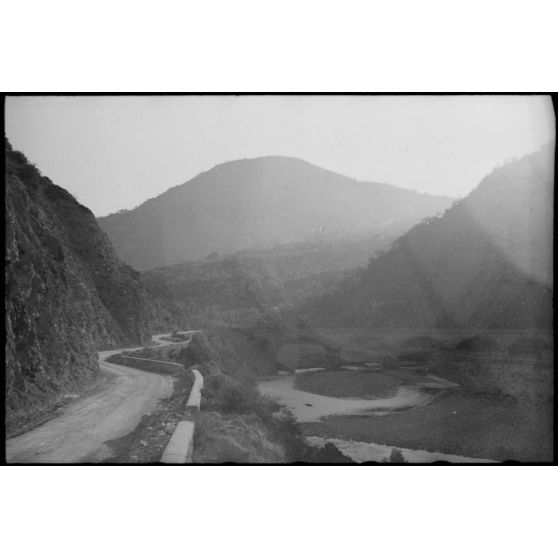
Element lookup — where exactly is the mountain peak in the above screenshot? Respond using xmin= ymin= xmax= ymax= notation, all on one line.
xmin=98 ymin=158 xmax=454 ymax=270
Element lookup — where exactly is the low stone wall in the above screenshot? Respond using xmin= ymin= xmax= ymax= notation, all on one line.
xmin=106 ymin=335 xmax=205 ymax=464
xmin=106 ymin=354 xmax=183 ymax=375
xmin=161 ymin=369 xmax=204 ymax=464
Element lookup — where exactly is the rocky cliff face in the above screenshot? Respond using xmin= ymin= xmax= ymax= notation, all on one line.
xmin=5 ymin=140 xmax=169 ymax=432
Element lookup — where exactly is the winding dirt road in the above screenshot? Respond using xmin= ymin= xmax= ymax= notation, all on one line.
xmin=5 ymin=333 xmax=193 ymax=464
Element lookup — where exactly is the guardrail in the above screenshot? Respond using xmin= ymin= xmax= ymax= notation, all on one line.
xmin=109 ymin=332 xmax=205 ymax=464
xmin=161 ymin=369 xmax=204 ymax=464
xmin=112 ymin=355 xmax=184 ymax=375
xmin=117 ymin=355 xmax=184 ymax=366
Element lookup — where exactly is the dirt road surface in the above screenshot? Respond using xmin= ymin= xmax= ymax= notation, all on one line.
xmin=5 ymin=332 xmax=196 ymax=463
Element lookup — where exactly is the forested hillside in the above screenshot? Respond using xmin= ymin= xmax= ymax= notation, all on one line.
xmin=143 ymin=256 xmax=284 ymax=329
xmin=142 ymin=236 xmax=391 ymax=330
xmin=301 ymin=145 xmax=554 ymax=329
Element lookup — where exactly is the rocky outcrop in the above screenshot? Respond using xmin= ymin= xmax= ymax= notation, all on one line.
xmin=5 ymin=140 xmax=168 ymax=432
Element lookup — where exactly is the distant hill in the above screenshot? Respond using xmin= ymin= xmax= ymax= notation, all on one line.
xmin=98 ymin=156 xmax=454 ymax=270
xmin=301 ymin=145 xmax=554 ymax=330
xmin=142 ymin=234 xmax=404 ymax=330
xmin=5 ymin=140 xmax=171 ymax=432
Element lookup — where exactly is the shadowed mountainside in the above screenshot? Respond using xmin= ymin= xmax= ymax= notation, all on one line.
xmin=5 ymin=140 xmax=172 ymax=432
xmin=143 ymin=256 xmax=285 ymax=329
xmin=142 ymin=224 xmax=429 ymax=330
xmin=300 ymin=144 xmax=554 ymax=329
xmin=98 ymin=156 xmax=454 ymax=270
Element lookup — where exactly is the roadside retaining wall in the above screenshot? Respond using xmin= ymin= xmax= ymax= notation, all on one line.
xmin=107 ymin=355 xmax=183 ymax=375
xmin=161 ymin=368 xmax=204 ymax=464
xmin=108 ymin=334 xmax=205 ymax=464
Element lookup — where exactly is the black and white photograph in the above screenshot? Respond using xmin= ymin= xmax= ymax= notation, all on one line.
xmin=3 ymin=94 xmax=554 ymax=465
xmin=1 ymin=1 xmax=557 ymax=556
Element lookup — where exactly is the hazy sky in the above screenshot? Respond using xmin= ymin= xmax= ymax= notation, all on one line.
xmin=5 ymin=95 xmax=555 ymax=216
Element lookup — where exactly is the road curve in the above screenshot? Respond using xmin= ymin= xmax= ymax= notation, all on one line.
xmin=5 ymin=332 xmax=196 ymax=464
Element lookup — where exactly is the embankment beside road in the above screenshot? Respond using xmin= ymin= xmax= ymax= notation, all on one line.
xmin=102 ymin=329 xmax=353 ymax=463
xmin=186 ymin=360 xmax=352 ymax=462
xmin=102 ymin=367 xmax=195 ymax=463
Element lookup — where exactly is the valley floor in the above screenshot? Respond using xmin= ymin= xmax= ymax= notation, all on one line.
xmin=302 ymin=391 xmax=552 ymax=462
xmin=258 ymin=363 xmax=553 ymax=463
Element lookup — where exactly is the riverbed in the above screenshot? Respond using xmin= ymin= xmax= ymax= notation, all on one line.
xmin=258 ymin=375 xmax=438 ymax=422
xmin=306 ymin=436 xmax=495 ymax=463
xmin=257 ymin=371 xmax=497 ymax=463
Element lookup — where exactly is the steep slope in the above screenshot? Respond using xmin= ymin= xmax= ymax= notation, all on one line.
xmin=5 ymin=140 xmax=169 ymax=432
xmin=302 ymin=145 xmax=554 ymax=329
xmin=143 ymin=256 xmax=285 ymax=329
xmin=143 ymin=224 xmax=427 ymax=330
xmin=98 ymin=156 xmax=453 ymax=270
xmin=142 ymin=233 xmax=394 ymax=330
